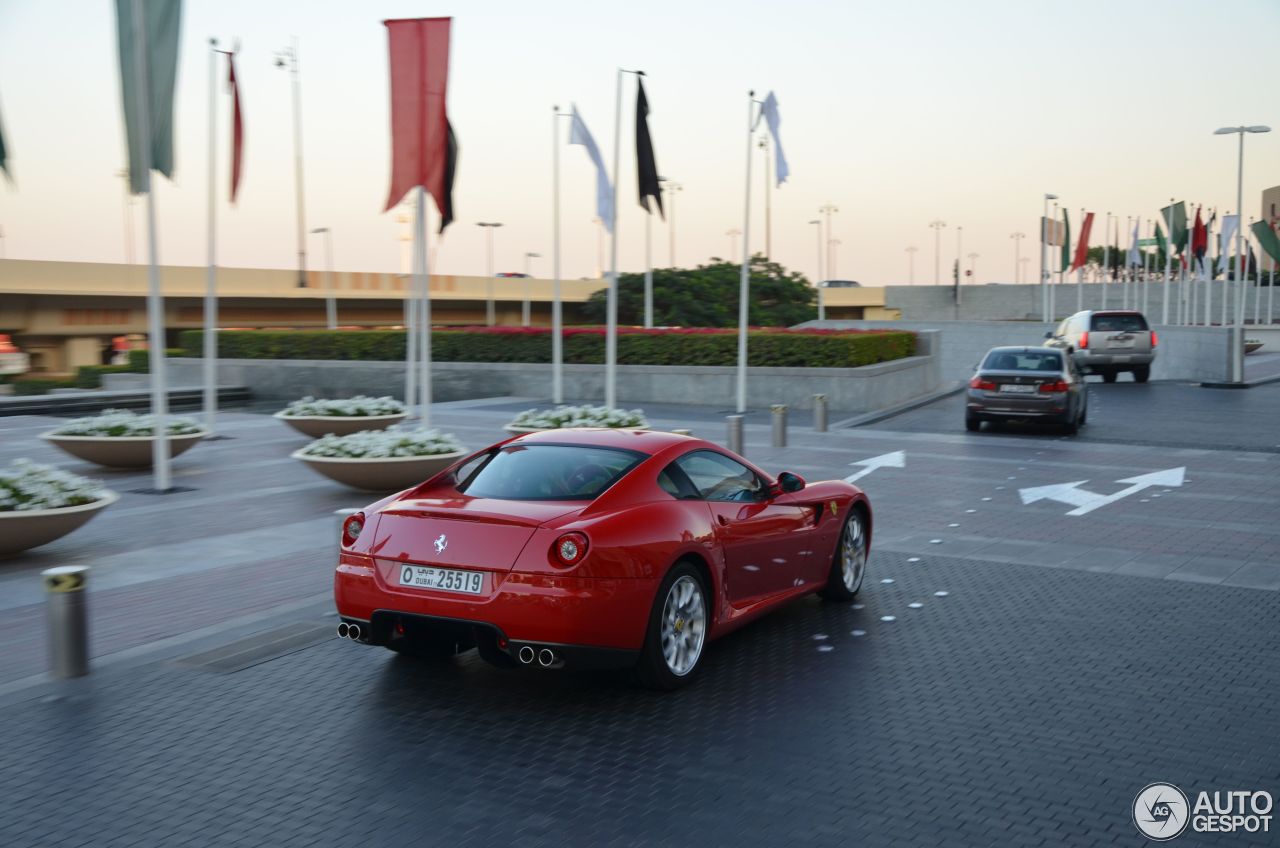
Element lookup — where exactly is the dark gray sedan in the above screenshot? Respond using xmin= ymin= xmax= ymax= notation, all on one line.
xmin=965 ymin=346 xmax=1088 ymax=434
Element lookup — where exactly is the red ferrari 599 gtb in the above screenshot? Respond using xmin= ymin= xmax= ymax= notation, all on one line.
xmin=334 ymin=428 xmax=872 ymax=689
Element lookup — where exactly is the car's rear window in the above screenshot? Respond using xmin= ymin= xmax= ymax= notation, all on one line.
xmin=456 ymin=444 xmax=644 ymax=501
xmin=982 ymin=351 xmax=1064 ymax=372
xmin=1090 ymin=313 xmax=1149 ymax=332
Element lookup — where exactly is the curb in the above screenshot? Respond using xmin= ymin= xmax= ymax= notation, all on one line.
xmin=1200 ymin=372 xmax=1280 ymax=390
xmin=833 ymin=382 xmax=965 ymax=428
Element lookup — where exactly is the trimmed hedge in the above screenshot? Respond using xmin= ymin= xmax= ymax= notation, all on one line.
xmin=179 ymin=328 xmax=916 ymax=369
xmin=12 ymin=378 xmax=78 ymax=395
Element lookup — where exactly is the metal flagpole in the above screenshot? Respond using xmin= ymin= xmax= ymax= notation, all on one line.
xmin=552 ymin=106 xmax=564 ymax=403
xmin=606 ymin=69 xmax=625 ymax=410
xmin=735 ymin=91 xmax=756 ymax=415
xmin=1143 ymin=221 xmax=1152 ymax=315
xmin=1161 ymin=201 xmax=1173 ymax=326
xmin=404 ymin=246 xmax=418 ymax=413
xmin=416 ymin=187 xmax=431 ymax=425
xmin=129 ymin=0 xmax=171 ymax=492
xmin=1101 ymin=212 xmax=1110 ymax=310
xmin=1221 ymin=214 xmax=1230 ymax=327
xmin=1204 ymin=211 xmax=1213 ymax=325
xmin=203 ymin=38 xmax=219 ymax=436
xmin=1076 ymin=208 xmax=1084 ymax=312
xmin=1269 ymin=255 xmax=1275 ymax=326
xmin=1050 ymin=201 xmax=1058 ymax=321
xmin=644 ymin=211 xmax=653 ymax=328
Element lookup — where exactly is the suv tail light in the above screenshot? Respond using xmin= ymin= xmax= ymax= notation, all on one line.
xmin=550 ymin=532 xmax=589 ymax=567
xmin=342 ymin=512 xmax=365 ymax=548
xmin=1038 ymin=380 xmax=1069 ymax=393
xmin=969 ymin=376 xmax=997 ymax=391
xmin=1078 ymin=331 xmax=1089 ymax=349
xmin=1151 ymin=331 xmax=1158 ymax=348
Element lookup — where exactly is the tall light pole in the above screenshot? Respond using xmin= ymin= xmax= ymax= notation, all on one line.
xmin=522 ymin=251 xmax=541 ymax=326
xmin=1214 ymin=125 xmax=1270 ymax=382
xmin=929 ymin=220 xmax=946 ymax=285
xmin=809 ymin=219 xmax=824 ymax=320
xmin=819 ymin=204 xmax=838 ymax=285
xmin=905 ymin=245 xmax=918 ymax=284
xmin=476 ymin=222 xmax=502 ymax=325
xmin=1010 ymin=232 xmax=1026 ymax=283
xmin=310 ymin=227 xmax=336 ymax=329
xmin=726 ymin=228 xmax=741 ymax=259
xmin=1041 ymin=193 xmax=1059 ymax=321
xmin=275 ymin=39 xmax=308 ymax=288
xmin=830 ymin=238 xmax=843 ymax=278
xmin=664 ymin=181 xmax=682 ymax=267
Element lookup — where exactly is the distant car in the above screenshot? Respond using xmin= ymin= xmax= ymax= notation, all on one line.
xmin=334 ymin=428 xmax=873 ymax=689
xmin=966 ymin=346 xmax=1088 ymax=434
xmin=1045 ymin=310 xmax=1156 ymax=383
xmin=819 ymin=280 xmax=861 ymax=288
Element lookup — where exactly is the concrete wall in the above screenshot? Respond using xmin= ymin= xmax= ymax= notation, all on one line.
xmin=799 ymin=320 xmax=1230 ymax=383
xmin=160 ymin=331 xmax=940 ymax=413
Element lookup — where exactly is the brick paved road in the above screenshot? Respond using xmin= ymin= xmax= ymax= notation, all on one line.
xmin=0 ymin=384 xmax=1277 ymax=846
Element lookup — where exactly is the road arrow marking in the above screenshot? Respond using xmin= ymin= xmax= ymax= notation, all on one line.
xmin=1018 ymin=467 xmax=1185 ymax=516
xmin=844 ymin=450 xmax=905 ymax=483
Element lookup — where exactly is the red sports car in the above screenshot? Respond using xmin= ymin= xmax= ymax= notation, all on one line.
xmin=334 ymin=428 xmax=872 ymax=689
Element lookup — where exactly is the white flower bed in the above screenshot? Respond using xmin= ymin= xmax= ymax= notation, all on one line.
xmin=280 ymin=396 xmax=405 ymax=417
xmin=0 ymin=460 xmax=108 ymax=512
xmin=509 ymin=405 xmax=648 ymax=429
xmin=51 ymin=408 xmax=203 ymax=437
xmin=299 ymin=427 xmax=464 ymax=459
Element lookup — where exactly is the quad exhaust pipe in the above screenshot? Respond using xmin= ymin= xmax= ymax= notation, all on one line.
xmin=518 ymin=646 xmax=535 ymax=665
xmin=537 ymin=649 xmax=555 ymax=668
xmin=336 ymin=622 xmax=362 ymax=641
xmin=515 ymin=645 xmax=558 ymax=667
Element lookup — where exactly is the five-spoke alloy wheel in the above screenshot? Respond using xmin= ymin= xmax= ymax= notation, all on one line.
xmin=637 ymin=562 xmax=709 ymax=689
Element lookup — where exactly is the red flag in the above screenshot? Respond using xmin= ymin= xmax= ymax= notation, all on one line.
xmin=220 ymin=50 xmax=244 ymax=204
xmin=383 ymin=17 xmax=455 ymax=229
xmin=1191 ymin=206 xmax=1207 ymax=261
xmin=1070 ymin=212 xmax=1094 ymax=272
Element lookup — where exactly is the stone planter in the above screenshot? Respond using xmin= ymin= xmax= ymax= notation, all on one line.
xmin=274 ymin=411 xmax=408 ymax=438
xmin=39 ymin=431 xmax=207 ymax=469
xmin=290 ymin=448 xmax=467 ymax=492
xmin=0 ymin=491 xmax=120 ymax=556
xmin=503 ymin=424 xmax=649 ymax=435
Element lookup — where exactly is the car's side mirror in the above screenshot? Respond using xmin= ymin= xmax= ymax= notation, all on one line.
xmin=777 ymin=471 xmax=806 ymax=494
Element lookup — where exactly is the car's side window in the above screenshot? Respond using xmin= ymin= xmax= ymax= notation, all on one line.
xmin=656 ymin=464 xmax=700 ymax=500
xmin=674 ymin=450 xmax=763 ymax=503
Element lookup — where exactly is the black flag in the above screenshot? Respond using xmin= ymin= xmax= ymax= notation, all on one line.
xmin=635 ymin=78 xmax=663 ymax=218
xmin=438 ymin=120 xmax=458 ymax=233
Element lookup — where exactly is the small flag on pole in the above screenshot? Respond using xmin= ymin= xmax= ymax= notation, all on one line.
xmin=1251 ymin=219 xmax=1280 ymax=265
xmin=115 ymin=0 xmax=182 ymax=194
xmin=1191 ymin=207 xmax=1207 ymax=264
xmin=635 ymin=78 xmax=663 ymax=217
xmin=223 ymin=49 xmax=244 ymax=203
xmin=1070 ymin=212 xmax=1094 ymax=272
xmin=1218 ymin=215 xmax=1238 ymax=274
xmin=1160 ymin=201 xmax=1188 ymax=254
xmin=1059 ymin=208 xmax=1072 ymax=273
xmin=756 ymin=91 xmax=789 ymax=186
xmin=1127 ymin=217 xmax=1142 ymax=267
xmin=0 ymin=98 xmax=10 ymax=180
xmin=569 ymin=105 xmax=613 ymax=233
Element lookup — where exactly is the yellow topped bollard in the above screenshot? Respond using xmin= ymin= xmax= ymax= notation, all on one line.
xmin=42 ymin=565 xmax=90 ymax=678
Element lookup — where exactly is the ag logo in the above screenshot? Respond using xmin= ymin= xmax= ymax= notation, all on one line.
xmin=434 ymin=534 xmax=448 ymax=555
xmin=1133 ymin=782 xmax=1190 ymax=841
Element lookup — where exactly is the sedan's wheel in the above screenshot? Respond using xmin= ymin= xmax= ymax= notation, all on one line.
xmin=636 ymin=563 xmax=708 ymax=690
xmin=965 ymin=414 xmax=981 ymax=432
xmin=820 ymin=508 xmax=867 ymax=602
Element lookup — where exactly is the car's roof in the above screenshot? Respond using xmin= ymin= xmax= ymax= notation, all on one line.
xmin=983 ymin=346 xmax=1061 ymax=354
xmin=1079 ymin=309 xmax=1145 ymax=316
xmin=507 ymin=427 xmax=696 ymax=456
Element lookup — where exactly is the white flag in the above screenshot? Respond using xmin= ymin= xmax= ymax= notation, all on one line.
xmin=756 ymin=91 xmax=789 ymax=187
xmin=1218 ymin=214 xmax=1239 ymax=274
xmin=568 ymin=105 xmax=613 ymax=234
xmin=1127 ymin=217 xmax=1142 ymax=266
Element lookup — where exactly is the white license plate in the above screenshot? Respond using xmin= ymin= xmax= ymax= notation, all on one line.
xmin=1108 ymin=339 xmax=1134 ymax=349
xmin=398 ymin=565 xmax=485 ymax=595
xmin=999 ymin=384 xmax=1037 ymax=393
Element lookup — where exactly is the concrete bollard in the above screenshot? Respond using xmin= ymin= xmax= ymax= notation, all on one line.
xmin=335 ymin=508 xmax=362 ymax=542
xmin=814 ymin=394 xmax=828 ymax=432
xmin=726 ymin=415 xmax=744 ymax=456
xmin=771 ymin=404 xmax=788 ymax=448
xmin=42 ymin=565 xmax=90 ymax=679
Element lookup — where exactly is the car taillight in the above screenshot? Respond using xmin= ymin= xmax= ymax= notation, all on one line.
xmin=1151 ymin=331 xmax=1158 ymax=348
xmin=969 ymin=376 xmax=997 ymax=391
xmin=1079 ymin=331 xmax=1089 ymax=349
xmin=342 ymin=512 xmax=365 ymax=547
xmin=1038 ymin=380 xmax=1069 ymax=393
xmin=550 ymin=532 xmax=589 ymax=567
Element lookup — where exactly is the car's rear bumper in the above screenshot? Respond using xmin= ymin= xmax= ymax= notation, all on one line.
xmin=335 ymin=556 xmax=655 ymax=654
xmin=1074 ymin=351 xmax=1155 ymax=368
xmin=966 ymin=390 xmax=1068 ymax=418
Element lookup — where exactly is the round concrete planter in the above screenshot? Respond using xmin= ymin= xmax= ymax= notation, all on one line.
xmin=0 ymin=491 xmax=119 ymax=556
xmin=39 ymin=431 xmax=207 ymax=469
xmin=291 ymin=448 xmax=467 ymax=492
xmin=503 ymin=424 xmax=650 ymax=434
xmin=274 ymin=411 xmax=408 ymax=438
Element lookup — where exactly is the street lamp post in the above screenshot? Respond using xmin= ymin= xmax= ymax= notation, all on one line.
xmin=522 ymin=251 xmax=541 ymax=326
xmin=1041 ymin=193 xmax=1059 ymax=321
xmin=929 ymin=220 xmax=946 ymax=286
xmin=1214 ymin=124 xmax=1271 ymax=383
xmin=275 ymin=39 xmax=308 ymax=289
xmin=819 ymin=204 xmax=838 ymax=286
xmin=809 ymin=219 xmax=824 ymax=320
xmin=310 ymin=227 xmax=336 ymax=329
xmin=1010 ymin=232 xmax=1025 ymax=283
xmin=476 ymin=222 xmax=502 ymax=325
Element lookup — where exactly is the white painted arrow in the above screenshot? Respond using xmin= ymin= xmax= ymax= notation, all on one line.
xmin=844 ymin=450 xmax=905 ymax=483
xmin=1018 ymin=467 xmax=1185 ymax=516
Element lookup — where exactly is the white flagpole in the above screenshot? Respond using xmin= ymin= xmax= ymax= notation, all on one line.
xmin=129 ymin=0 xmax=170 ymax=492
xmin=644 ymin=212 xmax=653 ymax=328
xmin=735 ymin=91 xmax=755 ymax=415
xmin=552 ymin=105 xmax=564 ymax=404
xmin=1269 ymin=255 xmax=1275 ymax=326
xmin=1161 ymin=203 xmax=1173 ymax=326
xmin=404 ymin=272 xmax=417 ymax=414
xmin=1123 ymin=216 xmax=1131 ymax=309
xmin=606 ymin=69 xmax=624 ymax=411
xmin=1143 ymin=221 xmax=1152 ymax=315
xmin=1101 ymin=212 xmax=1110 ymax=310
xmin=1076 ymin=208 xmax=1084 ymax=312
xmin=1204 ymin=212 xmax=1213 ymax=325
xmin=1252 ymin=220 xmax=1262 ymax=327
xmin=203 ymin=38 xmax=219 ymax=436
xmin=416 ymin=187 xmax=431 ymax=425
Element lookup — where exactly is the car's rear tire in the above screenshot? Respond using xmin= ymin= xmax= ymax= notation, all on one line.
xmin=1102 ymin=370 xmax=1118 ymax=384
xmin=1061 ymin=414 xmax=1079 ymax=435
xmin=1133 ymin=365 xmax=1150 ymax=383
xmin=820 ymin=507 xmax=868 ymax=602
xmin=965 ymin=414 xmax=981 ymax=432
xmin=636 ymin=562 xmax=709 ymax=690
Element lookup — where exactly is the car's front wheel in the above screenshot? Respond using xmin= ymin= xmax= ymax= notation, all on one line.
xmin=820 ymin=507 xmax=868 ymax=602
xmin=636 ymin=562 xmax=709 ymax=690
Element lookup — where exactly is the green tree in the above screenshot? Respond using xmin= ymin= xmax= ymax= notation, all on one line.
xmin=581 ymin=255 xmax=817 ymax=327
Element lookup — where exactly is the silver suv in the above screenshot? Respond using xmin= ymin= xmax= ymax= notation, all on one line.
xmin=1045 ymin=310 xmax=1156 ymax=383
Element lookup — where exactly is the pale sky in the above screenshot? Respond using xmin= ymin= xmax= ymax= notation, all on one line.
xmin=0 ymin=0 xmax=1277 ymax=286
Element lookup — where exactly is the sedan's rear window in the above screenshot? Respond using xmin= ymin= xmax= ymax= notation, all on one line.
xmin=457 ymin=444 xmax=644 ymax=501
xmin=1090 ymin=313 xmax=1149 ymax=332
xmin=982 ymin=351 xmax=1064 ymax=372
